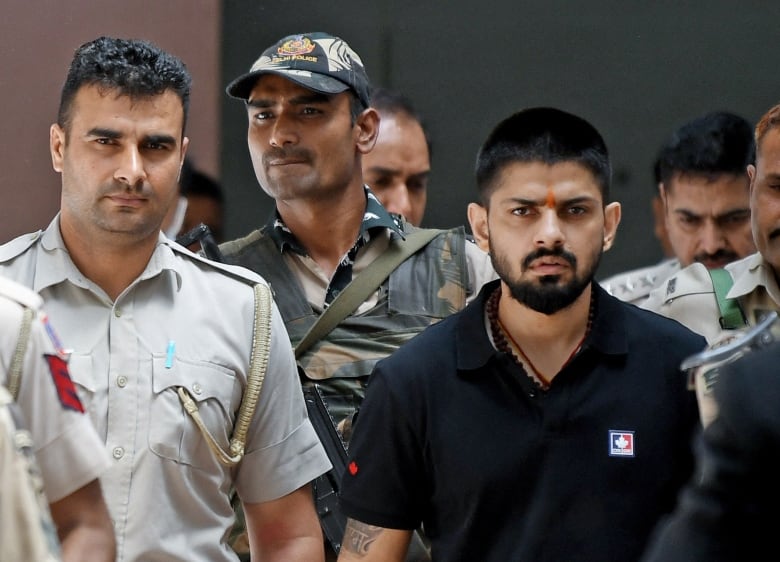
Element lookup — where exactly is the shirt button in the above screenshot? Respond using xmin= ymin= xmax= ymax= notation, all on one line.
xmin=529 ymin=389 xmax=537 ymax=398
xmin=114 ymin=308 xmax=122 ymax=317
xmin=117 ymin=376 xmax=127 ymax=388
xmin=112 ymin=447 xmax=125 ymax=459
xmin=192 ymin=383 xmax=202 ymax=395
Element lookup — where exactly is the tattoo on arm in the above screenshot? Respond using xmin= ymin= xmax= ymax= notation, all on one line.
xmin=341 ymin=519 xmax=383 ymax=556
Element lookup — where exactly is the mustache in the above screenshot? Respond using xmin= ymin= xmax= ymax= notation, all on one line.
xmin=522 ymin=247 xmax=577 ymax=271
xmin=694 ymin=249 xmax=737 ymax=263
xmin=769 ymin=228 xmax=780 ymax=241
xmin=262 ymin=147 xmax=312 ymax=166
xmin=102 ymin=180 xmax=149 ymax=196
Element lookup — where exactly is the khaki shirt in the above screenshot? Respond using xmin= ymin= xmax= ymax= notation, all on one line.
xmin=0 ymin=216 xmax=331 ymax=562
xmin=600 ymin=258 xmax=680 ymax=305
xmin=0 ymin=275 xmax=110 ymax=503
xmin=0 ymin=386 xmax=61 ymax=562
xmin=641 ymin=253 xmax=780 ymax=426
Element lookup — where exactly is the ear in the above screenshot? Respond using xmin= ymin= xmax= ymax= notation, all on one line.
xmin=177 ymin=137 xmax=190 ymax=182
xmin=355 ymin=107 xmax=380 ymax=155
xmin=50 ymin=124 xmax=65 ymax=173
xmin=602 ymin=201 xmax=621 ymax=252
xmin=748 ymin=164 xmax=757 ymax=193
xmin=467 ymin=202 xmax=490 ymax=253
xmin=658 ymin=182 xmax=669 ymax=208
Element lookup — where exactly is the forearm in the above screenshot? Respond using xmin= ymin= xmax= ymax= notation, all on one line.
xmin=253 ymin=535 xmax=324 ymax=562
xmin=50 ymin=480 xmax=116 ymax=562
xmin=338 ymin=518 xmax=411 ymax=562
xmin=59 ymin=526 xmax=116 ymax=562
xmin=245 ymin=485 xmax=325 ymax=562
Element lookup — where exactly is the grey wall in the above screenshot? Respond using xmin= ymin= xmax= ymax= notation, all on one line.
xmin=221 ymin=2 xmax=780 ymax=278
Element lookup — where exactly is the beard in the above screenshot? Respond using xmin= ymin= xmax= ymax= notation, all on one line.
xmin=490 ymin=245 xmax=601 ymax=315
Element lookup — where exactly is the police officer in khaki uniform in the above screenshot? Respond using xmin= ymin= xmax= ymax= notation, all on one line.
xmin=643 ymin=103 xmax=780 ymax=427
xmin=0 ymin=37 xmax=330 ymax=562
xmin=0 ymin=275 xmax=115 ymax=562
xmin=602 ymin=111 xmax=755 ymax=304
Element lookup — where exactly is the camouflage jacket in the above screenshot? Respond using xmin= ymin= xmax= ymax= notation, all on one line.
xmin=220 ymin=222 xmax=472 ymax=427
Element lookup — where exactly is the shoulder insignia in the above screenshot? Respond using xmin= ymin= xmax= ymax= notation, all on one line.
xmin=44 ymin=354 xmax=84 ymax=413
xmin=167 ymin=240 xmax=267 ymax=287
xmin=659 ymin=262 xmax=713 ymax=301
xmin=218 ymin=229 xmax=264 ymax=258
xmin=666 ymin=277 xmax=676 ymax=296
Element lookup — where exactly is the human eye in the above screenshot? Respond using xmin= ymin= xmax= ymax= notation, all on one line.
xmin=144 ymin=141 xmax=169 ymax=151
xmin=408 ymin=177 xmax=429 ymax=193
xmin=511 ymin=206 xmax=533 ymax=217
xmin=300 ymin=105 xmax=324 ymax=117
xmin=720 ymin=211 xmax=751 ymax=228
xmin=252 ymin=110 xmax=274 ymax=122
xmin=370 ymin=176 xmax=392 ymax=188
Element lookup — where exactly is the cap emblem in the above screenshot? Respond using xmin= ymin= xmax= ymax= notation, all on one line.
xmin=277 ymin=35 xmax=316 ymax=57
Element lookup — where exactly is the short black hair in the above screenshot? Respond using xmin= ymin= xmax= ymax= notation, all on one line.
xmin=370 ymin=87 xmax=432 ymax=156
xmin=475 ymin=107 xmax=611 ymax=205
xmin=656 ymin=111 xmax=754 ymax=189
xmin=57 ymin=36 xmax=192 ymax=134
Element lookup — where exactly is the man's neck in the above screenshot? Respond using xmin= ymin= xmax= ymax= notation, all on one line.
xmin=60 ymin=221 xmax=158 ymax=301
xmin=496 ymin=283 xmax=594 ymax=381
xmin=275 ymin=186 xmax=367 ymax=277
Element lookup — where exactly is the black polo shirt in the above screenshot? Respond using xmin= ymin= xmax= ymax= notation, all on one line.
xmin=339 ymin=279 xmax=705 ymax=562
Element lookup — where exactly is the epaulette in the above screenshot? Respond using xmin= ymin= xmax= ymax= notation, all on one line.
xmin=657 ymin=262 xmax=714 ymax=303
xmin=0 ymin=231 xmax=42 ymax=264
xmin=600 ymin=259 xmax=679 ymax=302
xmin=0 ymin=275 xmax=42 ymax=311
xmin=218 ymin=229 xmax=264 ymax=258
xmin=166 ymin=239 xmax=267 ymax=288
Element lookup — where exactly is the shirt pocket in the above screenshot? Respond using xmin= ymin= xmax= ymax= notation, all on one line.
xmin=148 ymin=356 xmax=239 ymax=469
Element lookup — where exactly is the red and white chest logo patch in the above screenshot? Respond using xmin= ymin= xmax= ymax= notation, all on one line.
xmin=608 ymin=430 xmax=635 ymax=457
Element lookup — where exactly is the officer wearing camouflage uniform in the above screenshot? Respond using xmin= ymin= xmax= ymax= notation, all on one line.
xmin=602 ymin=111 xmax=755 ymax=304
xmin=221 ymin=32 xmax=495 ymax=433
xmin=643 ymin=103 xmax=780 ymax=427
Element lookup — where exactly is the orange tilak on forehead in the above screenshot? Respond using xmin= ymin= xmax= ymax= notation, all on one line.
xmin=545 ymin=188 xmax=556 ymax=209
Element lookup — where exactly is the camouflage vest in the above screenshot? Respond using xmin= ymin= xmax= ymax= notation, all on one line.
xmin=221 ymin=226 xmax=470 ymax=428
xmin=0 ymin=385 xmax=61 ymax=562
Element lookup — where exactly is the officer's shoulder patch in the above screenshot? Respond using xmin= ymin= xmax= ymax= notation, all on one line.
xmin=661 ymin=262 xmax=713 ymax=300
xmin=0 ymin=276 xmax=42 ymax=310
xmin=168 ymin=241 xmax=266 ymax=287
xmin=0 ymin=231 xmax=42 ymax=264
xmin=218 ymin=229 xmax=264 ymax=259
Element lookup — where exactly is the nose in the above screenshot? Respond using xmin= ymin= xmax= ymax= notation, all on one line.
xmin=699 ymin=220 xmax=726 ymax=255
xmin=535 ymin=208 xmax=565 ymax=247
xmin=386 ymin=184 xmax=412 ymax=219
xmin=114 ymin=145 xmax=146 ymax=188
xmin=269 ymin=111 xmax=298 ymax=148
